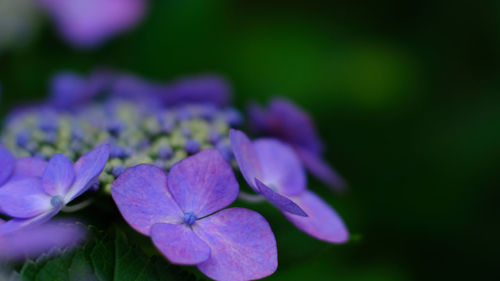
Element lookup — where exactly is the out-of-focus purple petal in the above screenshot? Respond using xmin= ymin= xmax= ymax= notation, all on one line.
xmin=249 ymin=99 xmax=347 ymax=190
xmin=150 ymin=223 xmax=211 ymax=265
xmin=111 ymin=164 xmax=183 ymax=235
xmin=269 ymin=99 xmax=324 ymax=154
xmin=296 ymin=147 xmax=347 ymax=191
xmin=229 ymin=129 xmax=262 ymax=191
xmin=0 ymin=178 xmax=52 ymax=218
xmin=10 ymin=157 xmax=48 ymax=180
xmin=112 ymin=74 xmax=163 ymax=100
xmin=49 ymin=70 xmax=113 ymax=109
xmin=247 ymin=103 xmax=268 ymax=134
xmin=254 ymin=139 xmax=306 ymax=196
xmin=0 ymin=145 xmax=15 ymax=186
xmin=162 ymin=75 xmax=231 ymax=107
xmin=194 ymin=208 xmax=278 ymax=281
xmin=0 ymin=206 xmax=62 ymax=236
xmin=168 ymin=149 xmax=239 ymax=218
xmin=284 ymin=191 xmax=349 ymax=243
xmin=65 ymin=144 xmax=109 ymax=202
xmin=0 ymin=219 xmax=86 ymax=260
xmin=255 ymin=179 xmax=307 ymax=217
xmin=39 ymin=0 xmax=147 ymax=48
xmin=49 ymin=72 xmax=86 ymax=108
xmin=42 ymin=154 xmax=75 ymax=196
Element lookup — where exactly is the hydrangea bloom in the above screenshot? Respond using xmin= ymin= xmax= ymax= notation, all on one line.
xmin=230 ymin=129 xmax=349 ymax=243
xmin=1 ymin=71 xmax=350 ymax=280
xmin=249 ymin=98 xmax=347 ymax=190
xmin=38 ymin=0 xmax=147 ymax=48
xmin=112 ymin=149 xmax=278 ymax=281
xmin=2 ymin=72 xmax=240 ymax=193
xmin=0 ymin=144 xmax=109 ymax=234
xmin=0 ymin=219 xmax=86 ymax=260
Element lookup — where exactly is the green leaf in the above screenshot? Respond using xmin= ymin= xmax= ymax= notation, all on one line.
xmin=19 ymin=227 xmax=199 ymax=281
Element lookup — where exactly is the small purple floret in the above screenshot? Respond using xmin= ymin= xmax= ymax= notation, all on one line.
xmin=184 ymin=139 xmax=201 ymax=154
xmin=158 ymin=146 xmax=173 ymax=159
xmin=183 ymin=212 xmax=197 ymax=226
xmin=112 ymin=165 xmax=126 ymax=177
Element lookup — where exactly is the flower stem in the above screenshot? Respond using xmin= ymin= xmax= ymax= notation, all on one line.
xmin=61 ymin=198 xmax=94 ymax=213
xmin=238 ymin=191 xmax=266 ymax=203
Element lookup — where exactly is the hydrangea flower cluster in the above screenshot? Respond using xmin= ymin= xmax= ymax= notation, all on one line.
xmin=0 ymin=71 xmax=349 ymax=280
xmin=2 ymin=74 xmax=239 ymax=193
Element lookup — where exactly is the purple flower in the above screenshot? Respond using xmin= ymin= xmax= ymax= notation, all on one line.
xmin=230 ymin=129 xmax=349 ymax=243
xmin=38 ymin=0 xmax=147 ymax=48
xmin=249 ymin=98 xmax=347 ymax=190
xmin=0 ymin=219 xmax=86 ymax=260
xmin=162 ymin=75 xmax=232 ymax=107
xmin=0 ymin=144 xmax=109 ymax=235
xmin=112 ymin=149 xmax=277 ymax=281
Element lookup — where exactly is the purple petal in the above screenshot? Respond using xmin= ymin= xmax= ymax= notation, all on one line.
xmin=162 ymin=75 xmax=231 ymax=107
xmin=65 ymin=144 xmax=109 ymax=203
xmin=229 ymin=129 xmax=262 ymax=191
xmin=49 ymin=72 xmax=87 ymax=108
xmin=254 ymin=139 xmax=306 ymax=196
xmin=194 ymin=208 xmax=278 ymax=281
xmin=295 ymin=147 xmax=347 ymax=191
xmin=150 ymin=223 xmax=211 ymax=265
xmin=112 ymin=74 xmax=163 ymax=101
xmin=284 ymin=191 xmax=349 ymax=243
xmin=49 ymin=70 xmax=112 ymax=109
xmin=0 ymin=219 xmax=86 ymax=260
xmin=39 ymin=0 xmax=146 ymax=48
xmin=255 ymin=179 xmax=307 ymax=217
xmin=42 ymin=154 xmax=75 ymax=196
xmin=111 ymin=164 xmax=183 ymax=236
xmin=270 ymin=99 xmax=324 ymax=154
xmin=10 ymin=157 xmax=48 ymax=180
xmin=0 ymin=178 xmax=53 ymax=219
xmin=0 ymin=207 xmax=62 ymax=236
xmin=0 ymin=145 xmax=15 ymax=186
xmin=168 ymin=149 xmax=239 ymax=218
xmin=249 ymin=99 xmax=325 ymax=155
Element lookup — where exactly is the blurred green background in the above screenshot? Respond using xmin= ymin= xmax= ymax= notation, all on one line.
xmin=1 ymin=0 xmax=499 ymax=280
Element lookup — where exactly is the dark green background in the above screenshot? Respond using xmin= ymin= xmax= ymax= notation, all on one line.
xmin=1 ymin=1 xmax=499 ymax=280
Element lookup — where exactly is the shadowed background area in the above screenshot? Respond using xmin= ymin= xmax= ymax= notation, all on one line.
xmin=1 ymin=0 xmax=499 ymax=280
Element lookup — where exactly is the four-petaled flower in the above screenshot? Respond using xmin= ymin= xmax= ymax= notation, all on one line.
xmin=230 ymin=129 xmax=349 ymax=243
xmin=0 ymin=144 xmax=109 ymax=234
xmin=112 ymin=149 xmax=278 ymax=281
xmin=249 ymin=98 xmax=347 ymax=190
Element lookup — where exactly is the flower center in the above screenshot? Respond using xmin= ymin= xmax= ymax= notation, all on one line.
xmin=183 ymin=212 xmax=197 ymax=226
xmin=50 ymin=195 xmax=64 ymax=207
